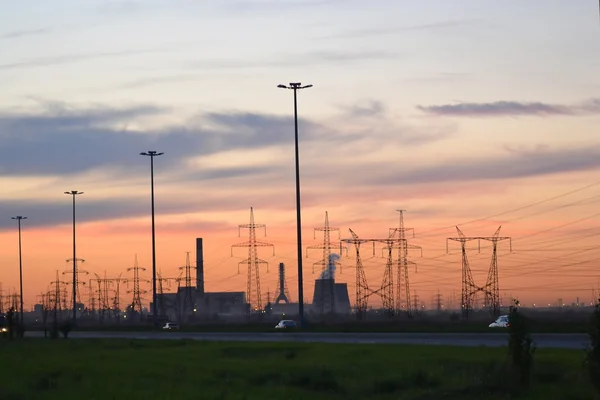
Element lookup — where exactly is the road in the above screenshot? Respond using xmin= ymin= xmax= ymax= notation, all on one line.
xmin=24 ymin=331 xmax=590 ymax=349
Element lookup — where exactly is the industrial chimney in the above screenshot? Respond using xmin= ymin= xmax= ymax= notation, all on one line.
xmin=196 ymin=238 xmax=204 ymax=296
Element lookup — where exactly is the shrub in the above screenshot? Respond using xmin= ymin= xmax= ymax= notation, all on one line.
xmin=59 ymin=321 xmax=73 ymax=339
xmin=16 ymin=323 xmax=25 ymax=339
xmin=507 ymin=299 xmax=536 ymax=393
xmin=585 ymin=297 xmax=600 ymax=395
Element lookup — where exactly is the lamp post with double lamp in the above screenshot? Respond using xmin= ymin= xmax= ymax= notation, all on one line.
xmin=277 ymin=82 xmax=312 ymax=326
xmin=64 ymin=190 xmax=83 ymax=325
xmin=140 ymin=150 xmax=163 ymax=329
xmin=11 ymin=216 xmax=27 ymax=325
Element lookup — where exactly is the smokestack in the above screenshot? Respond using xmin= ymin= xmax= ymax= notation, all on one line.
xmin=196 ymin=238 xmax=204 ymax=296
xmin=275 ymin=262 xmax=289 ymax=304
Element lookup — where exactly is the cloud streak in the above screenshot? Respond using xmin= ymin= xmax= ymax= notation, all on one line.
xmin=0 ymin=101 xmax=453 ymax=228
xmin=317 ymin=19 xmax=480 ymax=40
xmin=187 ymin=50 xmax=399 ymax=72
xmin=0 ymin=28 xmax=53 ymax=40
xmin=417 ymin=98 xmax=600 ymax=118
xmin=3 ymin=102 xmax=597 ymax=230
xmin=370 ymin=146 xmax=600 ymax=186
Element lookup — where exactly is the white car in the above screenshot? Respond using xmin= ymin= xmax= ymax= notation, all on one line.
xmin=162 ymin=322 xmax=179 ymax=330
xmin=274 ymin=320 xmax=297 ymax=329
xmin=489 ymin=315 xmax=510 ymax=328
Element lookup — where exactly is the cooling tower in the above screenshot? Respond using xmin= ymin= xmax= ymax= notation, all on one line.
xmin=312 ymin=279 xmax=352 ymax=315
xmin=334 ymin=283 xmax=351 ymax=314
xmin=312 ymin=278 xmax=336 ymax=314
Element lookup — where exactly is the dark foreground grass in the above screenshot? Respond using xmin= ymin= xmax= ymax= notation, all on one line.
xmin=0 ymin=339 xmax=595 ymax=400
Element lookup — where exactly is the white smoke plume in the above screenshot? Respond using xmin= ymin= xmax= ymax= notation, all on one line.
xmin=318 ymin=253 xmax=340 ymax=280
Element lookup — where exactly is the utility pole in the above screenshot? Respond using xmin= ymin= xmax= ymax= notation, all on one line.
xmin=277 ymin=82 xmax=312 ymax=326
xmin=140 ymin=151 xmax=163 ymax=329
xmin=11 ymin=216 xmax=27 ymax=325
xmin=64 ymin=190 xmax=83 ymax=325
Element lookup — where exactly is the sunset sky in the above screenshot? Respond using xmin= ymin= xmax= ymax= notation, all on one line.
xmin=1 ymin=0 xmax=600 ymax=311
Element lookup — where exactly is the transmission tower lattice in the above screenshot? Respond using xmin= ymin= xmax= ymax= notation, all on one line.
xmin=446 ymin=226 xmax=512 ymax=319
xmin=157 ymin=271 xmax=178 ymax=317
xmin=341 ymin=229 xmax=407 ymax=319
xmin=231 ymin=207 xmax=275 ymax=311
xmin=387 ymin=210 xmax=422 ymax=315
xmin=434 ymin=290 xmax=443 ymax=312
xmin=307 ymin=211 xmax=348 ymax=317
xmin=64 ymin=258 xmax=88 ymax=309
xmin=49 ymin=270 xmax=69 ymax=323
xmin=275 ymin=263 xmax=290 ymax=304
xmin=91 ymin=272 xmax=111 ymax=323
xmin=126 ymin=255 xmax=148 ymax=315
xmin=177 ymin=252 xmax=195 ymax=317
xmin=306 ymin=211 xmax=345 ymax=274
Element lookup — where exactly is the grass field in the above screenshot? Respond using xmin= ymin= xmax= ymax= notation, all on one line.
xmin=0 ymin=339 xmax=596 ymax=399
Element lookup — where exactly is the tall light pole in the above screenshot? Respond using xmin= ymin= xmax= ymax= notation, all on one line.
xmin=11 ymin=216 xmax=27 ymax=325
xmin=140 ymin=150 xmax=163 ymax=329
xmin=277 ymin=82 xmax=312 ymax=326
xmin=64 ymin=190 xmax=83 ymax=325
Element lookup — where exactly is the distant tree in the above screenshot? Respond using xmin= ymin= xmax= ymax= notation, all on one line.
xmin=6 ymin=308 xmax=15 ymax=341
xmin=59 ymin=320 xmax=72 ymax=339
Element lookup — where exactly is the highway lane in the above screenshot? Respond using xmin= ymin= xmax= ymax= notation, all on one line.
xmin=24 ymin=331 xmax=590 ymax=349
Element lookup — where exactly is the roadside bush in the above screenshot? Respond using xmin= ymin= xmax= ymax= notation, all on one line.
xmin=507 ymin=299 xmax=536 ymax=394
xmin=585 ymin=297 xmax=600 ymax=395
xmin=59 ymin=321 xmax=73 ymax=339
xmin=16 ymin=323 xmax=25 ymax=339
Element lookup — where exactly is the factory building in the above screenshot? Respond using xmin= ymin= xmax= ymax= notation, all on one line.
xmin=153 ymin=238 xmax=247 ymax=321
xmin=154 ymin=238 xmax=351 ymax=322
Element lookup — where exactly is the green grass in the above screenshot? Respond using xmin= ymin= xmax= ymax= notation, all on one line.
xmin=0 ymin=339 xmax=596 ymax=399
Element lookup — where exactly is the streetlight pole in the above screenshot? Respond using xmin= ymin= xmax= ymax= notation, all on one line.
xmin=11 ymin=216 xmax=27 ymax=325
xmin=277 ymin=82 xmax=312 ymax=326
xmin=140 ymin=150 xmax=163 ymax=329
xmin=64 ymin=190 xmax=83 ymax=325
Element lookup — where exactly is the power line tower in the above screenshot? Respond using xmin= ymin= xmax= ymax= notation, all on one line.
xmin=0 ymin=282 xmax=4 ymax=313
xmin=341 ymin=229 xmax=370 ymax=320
xmin=37 ymin=291 xmax=52 ymax=329
xmin=435 ymin=290 xmax=443 ymax=312
xmin=112 ymin=273 xmax=124 ymax=322
xmin=341 ymin=229 xmax=406 ymax=319
xmin=126 ymin=255 xmax=148 ymax=317
xmin=177 ymin=251 xmax=195 ymax=321
xmin=388 ymin=210 xmax=422 ymax=315
xmin=275 ymin=263 xmax=291 ymax=304
xmin=231 ymin=207 xmax=275 ymax=312
xmin=49 ymin=270 xmax=69 ymax=324
xmin=87 ymin=280 xmax=95 ymax=318
xmin=157 ymin=271 xmax=174 ymax=317
xmin=91 ymin=272 xmax=112 ymax=324
xmin=306 ymin=211 xmax=344 ymax=274
xmin=412 ymin=290 xmax=419 ymax=315
xmin=8 ymin=289 xmax=19 ymax=312
xmin=306 ymin=211 xmax=345 ymax=318
xmin=446 ymin=226 xmax=512 ymax=319
xmin=64 ymin=258 xmax=88 ymax=315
